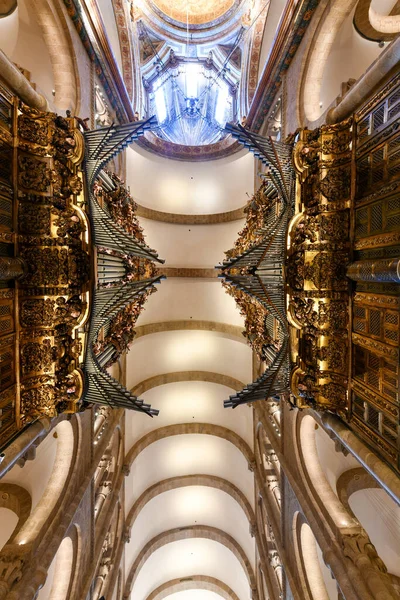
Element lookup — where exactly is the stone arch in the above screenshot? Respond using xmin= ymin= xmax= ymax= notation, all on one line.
xmin=297 ymin=413 xmax=356 ymax=531
xmin=300 ymin=0 xmax=359 ymax=124
xmin=336 ymin=468 xmax=379 ymax=518
xmin=41 ymin=535 xmax=74 ymax=600
xmin=369 ymin=6 xmax=400 ymax=34
xmin=24 ymin=0 xmax=79 ymax=111
xmin=67 ymin=523 xmax=82 ymax=599
xmin=35 ymin=521 xmax=81 ymax=600
xmin=12 ymin=419 xmax=76 ymax=547
xmin=134 ymin=321 xmax=245 ymax=343
xmin=295 ymin=414 xmax=400 ymax=600
xmin=124 ymin=525 xmax=258 ymax=600
xmin=292 ymin=512 xmax=331 ymax=600
xmin=126 ymin=474 xmax=256 ymax=531
xmin=145 ymin=576 xmax=240 ymax=600
xmin=131 ymin=372 xmax=245 ymax=396
xmin=125 ymin=423 xmax=254 ymax=470
xmin=135 ymin=205 xmax=245 ymax=224
xmin=0 ymin=483 xmax=32 ymax=542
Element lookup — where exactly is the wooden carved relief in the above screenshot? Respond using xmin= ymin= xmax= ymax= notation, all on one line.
xmin=0 ymin=84 xmax=91 ymax=440
xmin=15 ymin=103 xmax=89 ymax=424
xmin=288 ymin=119 xmax=352 ymax=414
xmin=348 ymin=73 xmax=400 ymax=472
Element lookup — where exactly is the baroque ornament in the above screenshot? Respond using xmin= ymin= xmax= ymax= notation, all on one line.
xmin=288 ymin=120 xmax=352 ymax=412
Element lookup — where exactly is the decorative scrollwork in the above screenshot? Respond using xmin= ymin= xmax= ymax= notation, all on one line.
xmin=288 ymin=120 xmax=352 ymax=412
xmin=224 ymin=183 xmax=277 ymax=261
xmin=14 ymin=103 xmax=90 ymax=424
xmin=222 ymin=282 xmax=275 ymax=361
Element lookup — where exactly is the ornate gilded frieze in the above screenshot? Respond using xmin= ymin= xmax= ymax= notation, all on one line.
xmin=288 ymin=119 xmax=352 ymax=414
xmin=15 ymin=102 xmax=89 ymax=424
xmin=218 ymin=126 xmax=293 ymax=408
xmin=0 ymin=84 xmax=165 ymax=440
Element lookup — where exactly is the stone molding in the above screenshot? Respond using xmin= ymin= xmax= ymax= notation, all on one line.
xmin=301 ymin=0 xmax=358 ymax=125
xmin=336 ymin=468 xmax=379 ymax=519
xmin=161 ymin=268 xmax=218 ymax=278
xmin=145 ymin=575 xmax=240 ymax=600
xmin=126 ymin=474 xmax=255 ymax=531
xmin=134 ymin=320 xmax=245 ymax=342
xmin=125 ymin=423 xmax=254 ymax=470
xmin=0 ymin=419 xmax=52 ymax=479
xmin=131 ymin=371 xmax=245 ymax=396
xmin=4 ymin=410 xmax=123 ymax=600
xmin=123 ymin=525 xmax=258 ymax=600
xmin=135 ymin=133 xmax=242 ymax=162
xmin=25 ymin=0 xmax=78 ymax=111
xmin=328 ymin=25 xmax=400 ymax=124
xmin=111 ymin=0 xmax=134 ymax=98
xmin=321 ymin=412 xmax=400 ymax=506
xmin=136 ymin=204 xmax=245 ymax=224
xmin=0 ymin=484 xmax=32 ymax=543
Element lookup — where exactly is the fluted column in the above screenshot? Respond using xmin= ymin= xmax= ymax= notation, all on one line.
xmin=347 ymin=257 xmax=400 ymax=283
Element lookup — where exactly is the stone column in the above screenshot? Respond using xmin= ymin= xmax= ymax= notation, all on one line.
xmin=342 ymin=532 xmax=397 ymax=600
xmin=0 ymin=418 xmax=51 ymax=478
xmin=347 ymin=258 xmax=400 ymax=284
xmin=326 ymin=36 xmax=400 ymax=124
xmin=0 ymin=258 xmax=26 ymax=281
xmin=0 ymin=50 xmax=48 ymax=111
xmin=94 ymin=455 xmax=112 ymax=489
xmin=0 ymin=557 xmax=23 ymax=600
xmin=321 ymin=413 xmax=400 ymax=505
xmin=94 ymin=481 xmax=112 ymax=518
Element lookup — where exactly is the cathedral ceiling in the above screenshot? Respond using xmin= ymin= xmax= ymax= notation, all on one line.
xmin=119 ymin=141 xmax=256 ymax=600
xmin=150 ymin=0 xmax=236 ymax=26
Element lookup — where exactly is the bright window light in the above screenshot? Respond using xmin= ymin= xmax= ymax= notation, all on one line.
xmin=154 ymin=87 xmax=167 ymax=123
xmin=215 ymin=83 xmax=229 ymax=126
xmin=186 ymin=63 xmax=199 ymax=98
